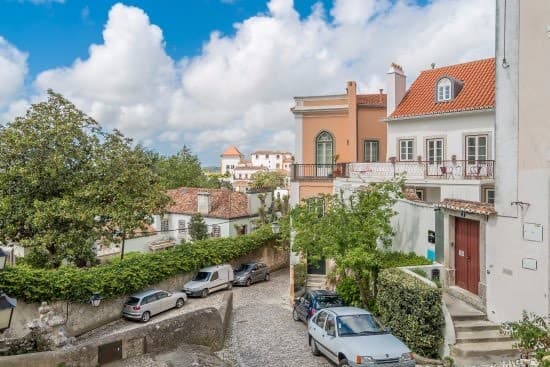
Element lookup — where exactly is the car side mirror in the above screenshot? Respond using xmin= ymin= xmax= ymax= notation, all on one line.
xmin=327 ymin=329 xmax=336 ymax=337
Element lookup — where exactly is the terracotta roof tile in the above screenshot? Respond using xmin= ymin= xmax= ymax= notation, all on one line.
xmin=221 ymin=146 xmax=243 ymax=156
xmin=357 ymin=93 xmax=387 ymax=107
xmin=390 ymin=58 xmax=495 ymax=120
xmin=166 ymin=187 xmax=250 ymax=219
xmin=435 ymin=198 xmax=496 ymax=215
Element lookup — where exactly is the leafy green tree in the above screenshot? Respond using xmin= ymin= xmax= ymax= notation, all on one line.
xmin=291 ymin=179 xmax=403 ymax=307
xmin=250 ymin=171 xmax=285 ymax=190
xmin=188 ymin=213 xmax=209 ymax=241
xmin=155 ymin=146 xmax=220 ymax=189
xmin=0 ymin=90 xmax=169 ymax=267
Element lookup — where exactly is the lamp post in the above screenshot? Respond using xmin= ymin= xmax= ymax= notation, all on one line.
xmin=0 ymin=290 xmax=16 ymax=332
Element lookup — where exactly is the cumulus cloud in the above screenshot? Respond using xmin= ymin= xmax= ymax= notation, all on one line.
xmin=3 ymin=0 xmax=495 ymax=164
xmin=0 ymin=37 xmax=28 ymax=109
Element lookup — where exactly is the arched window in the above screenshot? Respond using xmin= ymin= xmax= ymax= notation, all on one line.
xmin=437 ymin=77 xmax=452 ymax=101
xmin=316 ymin=131 xmax=334 ymax=164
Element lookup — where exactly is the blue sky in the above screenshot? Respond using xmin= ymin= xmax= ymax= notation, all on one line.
xmin=0 ymin=0 xmax=493 ymax=166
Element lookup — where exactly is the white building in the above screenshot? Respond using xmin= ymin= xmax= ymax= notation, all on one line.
xmin=151 ymin=187 xmax=271 ymax=242
xmin=220 ymin=146 xmax=244 ymax=176
xmin=250 ymin=150 xmax=293 ymax=171
xmin=484 ymin=0 xmax=550 ymax=323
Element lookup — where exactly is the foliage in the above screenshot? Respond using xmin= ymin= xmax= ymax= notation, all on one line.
xmin=504 ymin=311 xmax=550 ymax=360
xmin=250 ymin=171 xmax=285 ymax=190
xmin=0 ymin=226 xmax=277 ymax=303
xmin=153 ymin=146 xmax=220 ymax=189
xmin=188 ymin=213 xmax=209 ymax=241
xmin=377 ymin=268 xmax=444 ymax=358
xmin=0 ymin=90 xmax=169 ymax=268
xmin=411 ymin=268 xmax=428 ymax=278
xmin=378 ymin=251 xmax=432 ymax=269
xmin=293 ymin=262 xmax=307 ymax=292
xmin=335 ymin=276 xmax=362 ymax=307
xmin=291 ymin=179 xmax=404 ymax=306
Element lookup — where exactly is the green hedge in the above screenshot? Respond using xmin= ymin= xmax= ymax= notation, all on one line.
xmin=0 ymin=225 xmax=277 ymax=303
xmin=377 ymin=268 xmax=444 ymax=358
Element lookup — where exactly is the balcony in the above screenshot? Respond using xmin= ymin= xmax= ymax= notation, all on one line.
xmin=291 ymin=160 xmax=494 ymax=181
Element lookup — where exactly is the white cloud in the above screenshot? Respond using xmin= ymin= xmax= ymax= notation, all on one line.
xmin=0 ymin=37 xmax=28 ymax=110
xmin=2 ymin=0 xmax=495 ymax=164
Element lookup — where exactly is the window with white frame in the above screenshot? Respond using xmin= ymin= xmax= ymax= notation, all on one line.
xmin=466 ymin=135 xmax=488 ymax=163
xmin=437 ymin=78 xmax=452 ymax=101
xmin=484 ymin=188 xmax=495 ymax=204
xmin=178 ymin=220 xmax=186 ymax=234
xmin=212 ymin=224 xmax=221 ymax=237
xmin=316 ymin=131 xmax=334 ymax=164
xmin=363 ymin=140 xmax=379 ymax=162
xmin=426 ymin=138 xmax=443 ymax=164
xmin=399 ymin=139 xmax=414 ymax=161
xmin=160 ymin=218 xmax=169 ymax=233
xmin=415 ymin=189 xmax=425 ymax=201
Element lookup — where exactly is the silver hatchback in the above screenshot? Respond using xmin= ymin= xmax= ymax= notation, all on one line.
xmin=122 ymin=289 xmax=187 ymax=322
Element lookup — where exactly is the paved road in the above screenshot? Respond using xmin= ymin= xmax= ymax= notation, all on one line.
xmin=217 ymin=269 xmax=332 ymax=367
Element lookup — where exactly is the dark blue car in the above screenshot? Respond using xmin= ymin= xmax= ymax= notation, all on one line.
xmin=292 ymin=289 xmax=345 ymax=323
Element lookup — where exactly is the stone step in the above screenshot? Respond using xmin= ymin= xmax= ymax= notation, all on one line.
xmin=454 ymin=319 xmax=502 ymax=332
xmin=456 ymin=329 xmax=512 ymax=343
xmin=452 ymin=313 xmax=487 ymax=322
xmin=452 ymin=340 xmax=519 ymax=359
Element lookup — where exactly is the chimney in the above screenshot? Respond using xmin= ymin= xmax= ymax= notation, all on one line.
xmin=197 ymin=192 xmax=211 ymax=215
xmin=386 ymin=62 xmax=406 ymax=116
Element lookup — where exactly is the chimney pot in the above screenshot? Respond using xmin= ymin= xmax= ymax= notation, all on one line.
xmin=386 ymin=62 xmax=407 ymax=116
xmin=431 ymin=62 xmax=436 ymax=69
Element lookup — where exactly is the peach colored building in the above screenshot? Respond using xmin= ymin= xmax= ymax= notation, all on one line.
xmin=290 ymin=81 xmax=387 ymax=205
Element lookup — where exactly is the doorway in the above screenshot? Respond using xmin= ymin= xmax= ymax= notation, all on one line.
xmin=454 ymin=218 xmax=480 ymax=295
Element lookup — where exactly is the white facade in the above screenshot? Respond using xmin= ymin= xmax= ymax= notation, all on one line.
xmin=485 ymin=0 xmax=550 ymax=323
xmin=221 ymin=156 xmax=242 ymax=176
xmin=251 ymin=151 xmax=293 ymax=171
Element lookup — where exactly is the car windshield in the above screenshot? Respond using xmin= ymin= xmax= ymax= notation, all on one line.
xmin=337 ymin=314 xmax=386 ymax=336
xmin=193 ymin=272 xmax=211 ymax=281
xmin=236 ymin=264 xmax=254 ymax=272
xmin=316 ymin=295 xmax=344 ymax=308
xmin=125 ymin=297 xmax=140 ymax=306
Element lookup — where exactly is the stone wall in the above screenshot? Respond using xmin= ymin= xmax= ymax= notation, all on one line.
xmin=8 ymin=243 xmax=288 ymax=339
xmin=0 ymin=304 xmax=227 ymax=367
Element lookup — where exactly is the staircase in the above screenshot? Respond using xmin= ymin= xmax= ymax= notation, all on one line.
xmin=306 ymin=274 xmax=327 ymax=290
xmin=444 ymin=292 xmax=519 ymax=365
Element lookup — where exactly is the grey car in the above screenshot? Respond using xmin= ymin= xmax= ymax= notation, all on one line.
xmin=122 ymin=289 xmax=187 ymax=322
xmin=308 ymin=307 xmax=415 ymax=366
xmin=233 ymin=262 xmax=270 ymax=286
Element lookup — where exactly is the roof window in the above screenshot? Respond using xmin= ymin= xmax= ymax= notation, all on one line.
xmin=436 ymin=76 xmax=463 ymax=102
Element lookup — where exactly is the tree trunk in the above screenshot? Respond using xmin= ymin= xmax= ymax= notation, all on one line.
xmin=355 ymin=273 xmax=369 ymax=308
xmin=120 ymin=234 xmax=126 ymax=260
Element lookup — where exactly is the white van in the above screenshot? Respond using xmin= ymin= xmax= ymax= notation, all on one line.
xmin=182 ymin=264 xmax=234 ymax=297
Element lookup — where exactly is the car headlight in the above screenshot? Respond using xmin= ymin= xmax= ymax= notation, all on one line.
xmin=400 ymin=352 xmax=414 ymax=361
xmin=356 ymin=356 xmax=375 ymax=364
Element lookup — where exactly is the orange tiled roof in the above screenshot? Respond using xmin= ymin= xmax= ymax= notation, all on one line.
xmin=166 ymin=187 xmax=250 ymax=219
xmin=389 ymin=58 xmax=495 ymax=120
xmin=221 ymin=146 xmax=243 ymax=156
xmin=357 ymin=93 xmax=387 ymax=107
xmin=435 ymin=198 xmax=496 ymax=215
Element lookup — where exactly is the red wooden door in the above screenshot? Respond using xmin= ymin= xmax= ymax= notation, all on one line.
xmin=454 ymin=218 xmax=480 ymax=295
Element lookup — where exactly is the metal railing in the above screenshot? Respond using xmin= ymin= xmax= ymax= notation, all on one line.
xmin=291 ymin=160 xmax=494 ymax=181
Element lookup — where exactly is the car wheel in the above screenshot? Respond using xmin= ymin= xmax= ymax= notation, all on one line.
xmin=227 ymin=282 xmax=233 ymax=290
xmin=175 ymin=298 xmax=185 ymax=308
xmin=264 ymin=273 xmax=270 ymax=281
xmin=201 ymin=289 xmax=209 ymax=298
xmin=309 ymin=336 xmax=320 ymax=356
xmin=339 ymin=359 xmax=350 ymax=367
xmin=141 ymin=311 xmax=151 ymax=323
xmin=246 ymin=278 xmax=251 ymax=287
xmin=292 ymin=308 xmax=300 ymax=322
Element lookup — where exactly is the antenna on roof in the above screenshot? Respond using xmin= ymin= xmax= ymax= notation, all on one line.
xmin=431 ymin=63 xmax=436 ymax=69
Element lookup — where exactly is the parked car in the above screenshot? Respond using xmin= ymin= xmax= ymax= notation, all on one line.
xmin=293 ymin=289 xmax=345 ymax=323
xmin=183 ymin=264 xmax=234 ymax=297
xmin=308 ymin=307 xmax=415 ymax=367
xmin=122 ymin=289 xmax=187 ymax=322
xmin=233 ymin=262 xmax=270 ymax=286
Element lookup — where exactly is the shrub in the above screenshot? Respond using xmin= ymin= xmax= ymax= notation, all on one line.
xmin=378 ymin=251 xmax=433 ymax=269
xmin=0 ymin=225 xmax=277 ymax=303
xmin=335 ymin=276 xmax=362 ymax=307
xmin=377 ymin=268 xmax=444 ymax=358
xmin=504 ymin=311 xmax=549 ymax=360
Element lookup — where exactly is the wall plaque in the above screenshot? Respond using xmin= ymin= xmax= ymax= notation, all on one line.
xmin=523 ymin=223 xmax=543 ymax=242
xmin=522 ymin=258 xmax=537 ymax=271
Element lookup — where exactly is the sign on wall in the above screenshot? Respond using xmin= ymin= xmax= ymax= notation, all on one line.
xmin=522 ymin=258 xmax=537 ymax=271
xmin=523 ymin=223 xmax=543 ymax=242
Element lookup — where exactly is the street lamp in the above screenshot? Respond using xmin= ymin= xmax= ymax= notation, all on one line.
xmin=0 ymin=248 xmax=7 ymax=271
xmin=90 ymin=293 xmax=102 ymax=307
xmin=0 ymin=290 xmax=16 ymax=332
xmin=271 ymin=221 xmax=280 ymax=235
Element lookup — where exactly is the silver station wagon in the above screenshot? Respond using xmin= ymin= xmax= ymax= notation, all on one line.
xmin=308 ymin=307 xmax=415 ymax=367
xmin=122 ymin=289 xmax=187 ymax=322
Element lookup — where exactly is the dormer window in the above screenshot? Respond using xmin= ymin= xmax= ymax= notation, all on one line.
xmin=437 ymin=78 xmax=452 ymax=101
